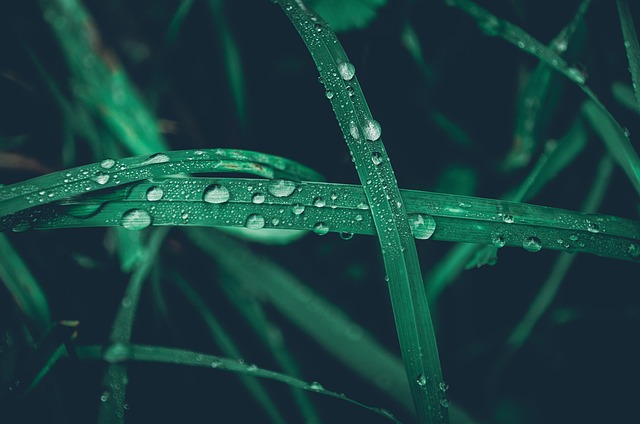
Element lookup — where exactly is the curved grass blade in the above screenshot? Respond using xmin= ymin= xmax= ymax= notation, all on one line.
xmin=617 ymin=0 xmax=640 ymax=116
xmin=445 ymin=0 xmax=640 ymax=197
xmin=275 ymin=2 xmax=447 ymax=421
xmin=77 ymin=344 xmax=402 ymax=423
xmin=171 ymin=273 xmax=287 ymax=424
xmin=5 ymin=175 xmax=639 ymax=262
xmin=0 ymin=148 xmax=323 ymax=219
xmin=166 ymin=0 xmax=197 ymax=43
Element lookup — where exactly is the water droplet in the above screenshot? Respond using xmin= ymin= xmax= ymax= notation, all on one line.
xmin=440 ymin=397 xmax=450 ymax=408
xmin=371 ymin=151 xmax=383 ymax=165
xmin=312 ymin=196 xmax=326 ymax=207
xmin=93 ymin=173 xmax=110 ymax=185
xmin=146 ymin=186 xmax=164 ymax=201
xmin=522 ymin=236 xmax=542 ymax=252
xmin=416 ymin=374 xmax=427 ymax=387
xmin=357 ymin=202 xmax=369 ymax=210
xmin=587 ymin=222 xmax=600 ymax=233
xmin=408 ymin=213 xmax=436 ymax=239
xmin=100 ymin=391 xmax=110 ymax=403
xmin=355 ymin=214 xmax=363 ymax=222
xmin=252 ymin=193 xmax=265 ymax=204
xmin=517 ymin=41 xmax=525 ymax=49
xmin=628 ymin=243 xmax=640 ymax=259
xmin=267 ymin=179 xmax=296 ymax=197
xmin=203 ymin=184 xmax=230 ymax=204
xmin=363 ymin=118 xmax=382 ymax=141
xmin=103 ymin=343 xmax=131 ymax=363
xmin=271 ymin=217 xmax=280 ymax=226
xmin=291 ymin=203 xmax=305 ymax=215
xmin=346 ymin=85 xmax=355 ymax=97
xmin=339 ymin=232 xmax=354 ymax=240
xmin=349 ymin=121 xmax=360 ymax=139
xmin=142 ymin=153 xmax=170 ymax=165
xmin=492 ymin=235 xmax=506 ymax=248
xmin=309 ymin=381 xmax=324 ymax=391
xmin=210 ymin=360 xmax=222 ymax=368
xmin=313 ymin=222 xmax=329 ymax=235
xmin=314 ymin=22 xmax=323 ymax=32
xmin=439 ymin=382 xmax=449 ymax=392
xmin=121 ymin=209 xmax=152 ymax=230
xmin=567 ymin=67 xmax=587 ymax=85
xmin=569 ymin=234 xmax=579 ymax=241
xmin=12 ymin=221 xmax=31 ymax=233
xmin=325 ymin=90 xmax=334 ymax=99
xmin=503 ymin=214 xmax=514 ymax=223
xmin=247 ymin=364 xmax=259 ymax=372
xmin=245 ymin=214 xmax=265 ymax=229
xmin=337 ymin=61 xmax=356 ymax=81
xmin=100 ymin=158 xmax=116 ymax=169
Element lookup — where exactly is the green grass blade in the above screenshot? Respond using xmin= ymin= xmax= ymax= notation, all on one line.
xmin=166 ymin=0 xmax=197 ymax=43
xmin=275 ymin=2 xmax=447 ymax=421
xmin=0 ymin=235 xmax=51 ymax=334
xmin=171 ymin=273 xmax=287 ymax=424
xmin=617 ymin=0 xmax=640 ymax=116
xmin=447 ymin=0 xmax=640 ymax=197
xmin=77 ymin=344 xmax=401 ymax=423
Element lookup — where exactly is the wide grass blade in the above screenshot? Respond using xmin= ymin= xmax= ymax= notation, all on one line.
xmin=617 ymin=0 xmax=640 ymax=116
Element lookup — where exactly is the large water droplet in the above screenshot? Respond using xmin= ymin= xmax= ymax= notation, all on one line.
xmin=325 ymin=90 xmax=334 ymax=99
xmin=291 ymin=203 xmax=305 ymax=215
xmin=628 ymin=243 xmax=640 ymax=259
xmin=308 ymin=381 xmax=324 ymax=391
xmin=337 ymin=61 xmax=355 ymax=81
xmin=313 ymin=222 xmax=329 ymax=235
xmin=416 ymin=374 xmax=427 ymax=387
xmin=267 ymin=179 xmax=296 ymax=197
xmin=339 ymin=232 xmax=354 ymax=240
xmin=245 ymin=214 xmax=265 ymax=229
xmin=146 ymin=186 xmax=164 ymax=202
xmin=312 ymin=196 xmax=326 ymax=207
xmin=503 ymin=214 xmax=514 ymax=224
xmin=142 ymin=153 xmax=170 ymax=165
xmin=252 ymin=193 xmax=265 ymax=204
xmin=408 ymin=213 xmax=436 ymax=239
xmin=100 ymin=158 xmax=116 ymax=169
xmin=492 ymin=235 xmax=506 ymax=248
xmin=371 ymin=151 xmax=383 ymax=165
xmin=121 ymin=209 xmax=152 ymax=230
xmin=587 ymin=222 xmax=600 ymax=233
xmin=93 ymin=173 xmax=110 ymax=185
xmin=363 ymin=118 xmax=382 ymax=141
xmin=349 ymin=121 xmax=360 ymax=139
xmin=203 ymin=184 xmax=230 ymax=204
xmin=522 ymin=236 xmax=542 ymax=252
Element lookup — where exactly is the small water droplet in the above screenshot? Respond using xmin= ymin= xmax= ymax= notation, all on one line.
xmin=408 ymin=213 xmax=436 ymax=239
xmin=93 ymin=173 xmax=110 ymax=185
xmin=271 ymin=217 xmax=280 ymax=226
xmin=363 ymin=118 xmax=382 ymax=141
xmin=103 ymin=342 xmax=131 ymax=363
xmin=252 ymin=193 xmax=265 ymax=204
xmin=371 ymin=151 xmax=383 ymax=165
xmin=337 ymin=61 xmax=356 ymax=81
xmin=313 ymin=222 xmax=329 ymax=235
xmin=100 ymin=158 xmax=116 ymax=169
xmin=247 ymin=364 xmax=259 ymax=372
xmin=357 ymin=202 xmax=369 ymax=210
xmin=569 ymin=234 xmax=579 ymax=241
xmin=121 ymin=209 xmax=152 ymax=230
xmin=314 ymin=22 xmax=323 ymax=32
xmin=245 ymin=214 xmax=265 ymax=229
xmin=440 ymin=397 xmax=450 ymax=408
xmin=146 ymin=186 xmax=164 ymax=202
xmin=312 ymin=196 xmax=326 ymax=207
xmin=267 ymin=179 xmax=296 ymax=197
xmin=346 ymin=85 xmax=355 ymax=97
xmin=503 ymin=215 xmax=514 ymax=223
xmin=587 ymin=222 xmax=600 ymax=233
xmin=522 ymin=236 xmax=542 ymax=252
xmin=355 ymin=214 xmax=363 ymax=222
xmin=142 ymin=153 xmax=170 ymax=165
xmin=349 ymin=120 xmax=360 ymax=139
xmin=492 ymin=235 xmax=506 ymax=248
xmin=416 ymin=374 xmax=427 ymax=387
xmin=628 ymin=243 xmax=640 ymax=259
xmin=291 ymin=203 xmax=305 ymax=215
xmin=517 ymin=40 xmax=525 ymax=49
xmin=439 ymin=382 xmax=449 ymax=392
xmin=100 ymin=391 xmax=110 ymax=403
xmin=210 ymin=360 xmax=222 ymax=368
xmin=309 ymin=381 xmax=323 ymax=391
xmin=325 ymin=90 xmax=334 ymax=99
xmin=567 ymin=67 xmax=587 ymax=85
xmin=339 ymin=232 xmax=354 ymax=240
xmin=203 ymin=184 xmax=230 ymax=204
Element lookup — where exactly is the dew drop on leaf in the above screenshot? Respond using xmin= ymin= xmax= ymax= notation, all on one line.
xmin=146 ymin=186 xmax=164 ymax=202
xmin=252 ymin=193 xmax=265 ymax=204
xmin=325 ymin=90 xmax=334 ymax=99
xmin=312 ymin=196 xmax=326 ymax=207
xmin=103 ymin=342 xmax=131 ymax=363
xmin=267 ymin=179 xmax=296 ymax=197
xmin=308 ymin=381 xmax=324 ymax=391
xmin=203 ymin=184 xmax=230 ymax=204
xmin=371 ymin=151 xmax=383 ymax=165
xmin=628 ymin=243 xmax=640 ymax=259
xmin=503 ymin=214 xmax=514 ymax=223
xmin=587 ymin=222 xmax=600 ymax=233
xmin=93 ymin=173 xmax=110 ymax=185
xmin=408 ymin=213 xmax=436 ymax=239
xmin=245 ymin=214 xmax=265 ymax=230
xmin=339 ymin=231 xmax=354 ymax=240
xmin=291 ymin=203 xmax=305 ymax=215
xmin=121 ymin=209 xmax=152 ymax=230
xmin=522 ymin=236 xmax=542 ymax=252
xmin=416 ymin=374 xmax=427 ymax=387
xmin=142 ymin=153 xmax=170 ymax=165
xmin=363 ymin=118 xmax=382 ymax=141
xmin=100 ymin=158 xmax=116 ymax=169
xmin=492 ymin=235 xmax=506 ymax=248
xmin=313 ymin=222 xmax=329 ymax=235
xmin=337 ymin=61 xmax=355 ymax=81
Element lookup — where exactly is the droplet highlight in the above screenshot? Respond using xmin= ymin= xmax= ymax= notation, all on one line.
xmin=363 ymin=118 xmax=382 ymax=141
xmin=522 ymin=236 xmax=542 ymax=252
xmin=337 ymin=61 xmax=356 ymax=81
xmin=203 ymin=184 xmax=230 ymax=204
xmin=408 ymin=214 xmax=436 ymax=240
xmin=146 ymin=186 xmax=164 ymax=202
xmin=121 ymin=209 xmax=152 ymax=230
xmin=267 ymin=179 xmax=296 ymax=197
xmin=313 ymin=222 xmax=329 ymax=235
xmin=245 ymin=214 xmax=265 ymax=230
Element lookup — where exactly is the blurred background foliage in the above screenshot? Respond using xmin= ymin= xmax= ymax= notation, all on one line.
xmin=0 ymin=0 xmax=639 ymax=423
